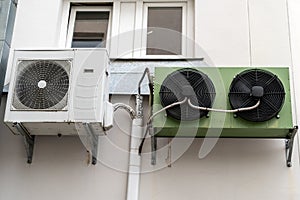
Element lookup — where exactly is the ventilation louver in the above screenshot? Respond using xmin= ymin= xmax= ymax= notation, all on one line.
xmin=228 ymin=69 xmax=285 ymax=122
xmin=12 ymin=60 xmax=71 ymax=110
xmin=159 ymin=68 xmax=216 ymax=121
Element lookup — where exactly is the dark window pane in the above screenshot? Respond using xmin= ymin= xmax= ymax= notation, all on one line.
xmin=147 ymin=7 xmax=182 ymax=55
xmin=72 ymin=11 xmax=109 ymax=48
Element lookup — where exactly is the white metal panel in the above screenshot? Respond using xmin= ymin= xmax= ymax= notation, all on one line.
xmin=21 ymin=122 xmax=78 ymax=135
xmin=110 ymin=1 xmax=121 ymax=58
xmin=71 ymin=49 xmax=109 ymax=123
xmin=133 ymin=1 xmax=144 ymax=57
xmin=249 ymin=0 xmax=291 ymax=66
xmin=195 ymin=0 xmax=250 ymax=66
xmin=117 ymin=2 xmax=136 ymax=58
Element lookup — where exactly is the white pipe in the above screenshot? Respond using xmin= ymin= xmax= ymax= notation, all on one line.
xmin=148 ymin=97 xmax=187 ymax=123
xmin=126 ymin=95 xmax=144 ymax=200
xmin=113 ymin=103 xmax=136 ymax=119
xmin=188 ymin=99 xmax=260 ymax=113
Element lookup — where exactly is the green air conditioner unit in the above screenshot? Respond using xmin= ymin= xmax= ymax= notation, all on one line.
xmin=152 ymin=67 xmax=297 ymax=167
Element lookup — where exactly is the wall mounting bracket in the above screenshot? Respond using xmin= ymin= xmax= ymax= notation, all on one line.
xmin=151 ymin=136 xmax=157 ymax=165
xmin=151 ymin=131 xmax=157 ymax=166
xmin=83 ymin=123 xmax=99 ymax=165
xmin=285 ymin=126 xmax=298 ymax=167
xmin=151 ymin=125 xmax=299 ymax=167
xmin=13 ymin=122 xmax=35 ymax=164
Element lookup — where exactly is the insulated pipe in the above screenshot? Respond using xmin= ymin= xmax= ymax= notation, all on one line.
xmin=187 ymin=99 xmax=260 ymax=113
xmin=113 ymin=103 xmax=136 ymax=119
xmin=126 ymin=95 xmax=144 ymax=200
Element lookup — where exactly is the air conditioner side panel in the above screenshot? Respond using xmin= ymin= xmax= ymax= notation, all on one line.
xmin=70 ymin=49 xmax=109 ymax=123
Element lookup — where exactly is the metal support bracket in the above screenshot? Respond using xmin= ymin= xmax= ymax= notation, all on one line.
xmin=285 ymin=126 xmax=298 ymax=167
xmin=13 ymin=122 xmax=35 ymax=164
xmin=151 ymin=135 xmax=157 ymax=165
xmin=148 ymin=123 xmax=157 ymax=165
xmin=83 ymin=123 xmax=99 ymax=165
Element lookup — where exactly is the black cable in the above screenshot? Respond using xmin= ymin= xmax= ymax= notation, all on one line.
xmin=138 ymin=122 xmax=151 ymax=155
xmin=138 ymin=68 xmax=151 ymax=95
xmin=137 ymin=68 xmax=153 ymax=155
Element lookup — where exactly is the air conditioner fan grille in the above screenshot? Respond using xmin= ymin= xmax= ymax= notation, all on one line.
xmin=14 ymin=60 xmax=70 ymax=110
xmin=229 ymin=69 xmax=285 ymax=122
xmin=159 ymin=68 xmax=216 ymax=121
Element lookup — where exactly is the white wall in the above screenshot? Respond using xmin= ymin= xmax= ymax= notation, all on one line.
xmin=4 ymin=0 xmax=65 ymax=85
xmin=12 ymin=0 xmax=64 ymax=48
xmin=1 ymin=0 xmax=300 ymax=200
xmin=0 ymin=95 xmax=131 ymax=200
xmin=195 ymin=0 xmax=251 ymax=65
xmin=288 ymin=0 xmax=300 ymax=124
xmin=249 ymin=0 xmax=291 ymax=66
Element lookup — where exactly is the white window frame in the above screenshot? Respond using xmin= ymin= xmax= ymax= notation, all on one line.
xmin=66 ymin=6 xmax=112 ymax=50
xmin=141 ymin=2 xmax=188 ymax=58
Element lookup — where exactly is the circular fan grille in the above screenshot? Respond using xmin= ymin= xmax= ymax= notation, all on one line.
xmin=159 ymin=68 xmax=216 ymax=121
xmin=228 ymin=69 xmax=285 ymax=122
xmin=15 ymin=60 xmax=70 ymax=110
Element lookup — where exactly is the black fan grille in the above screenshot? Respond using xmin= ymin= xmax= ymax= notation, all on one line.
xmin=159 ymin=68 xmax=216 ymax=121
xmin=13 ymin=60 xmax=70 ymax=110
xmin=228 ymin=69 xmax=285 ymax=122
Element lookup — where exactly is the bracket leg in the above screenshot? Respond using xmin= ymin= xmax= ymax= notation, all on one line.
xmin=286 ymin=126 xmax=298 ymax=167
xmin=166 ymin=138 xmax=172 ymax=167
xmin=24 ymin=135 xmax=35 ymax=164
xmin=91 ymin=137 xmax=98 ymax=165
xmin=151 ymin=135 xmax=157 ymax=165
xmin=14 ymin=123 xmax=35 ymax=164
xmin=83 ymin=123 xmax=99 ymax=165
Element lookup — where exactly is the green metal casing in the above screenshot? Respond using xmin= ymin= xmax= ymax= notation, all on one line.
xmin=153 ymin=67 xmax=294 ymax=138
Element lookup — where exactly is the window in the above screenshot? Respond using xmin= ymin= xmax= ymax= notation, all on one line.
xmin=67 ymin=6 xmax=112 ymax=48
xmin=143 ymin=3 xmax=187 ymax=56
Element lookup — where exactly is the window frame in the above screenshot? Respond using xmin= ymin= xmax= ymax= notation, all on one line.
xmin=141 ymin=2 xmax=187 ymax=58
xmin=66 ymin=6 xmax=112 ymax=50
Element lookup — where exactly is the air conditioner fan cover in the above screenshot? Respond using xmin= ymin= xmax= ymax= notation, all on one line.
xmin=12 ymin=60 xmax=71 ymax=110
xmin=228 ymin=69 xmax=285 ymax=122
xmin=159 ymin=68 xmax=216 ymax=121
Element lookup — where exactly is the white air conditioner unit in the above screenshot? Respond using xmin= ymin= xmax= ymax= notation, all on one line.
xmin=5 ymin=48 xmax=113 ymax=136
xmin=4 ymin=49 xmax=113 ymax=164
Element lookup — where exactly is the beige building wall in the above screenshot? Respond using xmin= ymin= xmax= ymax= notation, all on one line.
xmin=1 ymin=0 xmax=300 ymax=200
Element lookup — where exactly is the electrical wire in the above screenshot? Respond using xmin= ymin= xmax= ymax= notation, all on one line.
xmin=137 ymin=68 xmax=154 ymax=154
xmin=138 ymin=68 xmax=152 ymax=95
xmin=138 ymin=98 xmax=187 ymax=154
xmin=188 ymin=99 xmax=260 ymax=113
xmin=138 ymin=97 xmax=260 ymax=154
